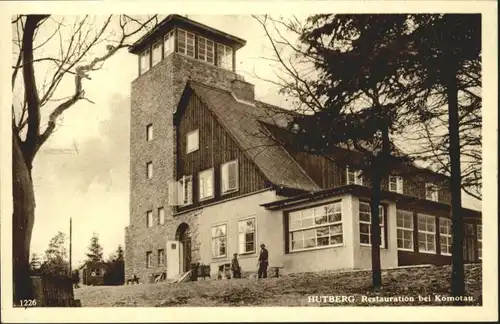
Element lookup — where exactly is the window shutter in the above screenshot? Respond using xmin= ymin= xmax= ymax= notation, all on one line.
xmin=221 ymin=163 xmax=228 ymax=192
xmin=168 ymin=180 xmax=180 ymax=206
xmin=186 ymin=177 xmax=193 ymax=204
xmin=228 ymin=162 xmax=238 ymax=190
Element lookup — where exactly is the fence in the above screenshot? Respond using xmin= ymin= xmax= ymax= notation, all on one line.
xmin=31 ymin=275 xmax=80 ymax=307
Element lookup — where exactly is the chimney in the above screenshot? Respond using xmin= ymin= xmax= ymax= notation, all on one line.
xmin=231 ymin=77 xmax=255 ymax=103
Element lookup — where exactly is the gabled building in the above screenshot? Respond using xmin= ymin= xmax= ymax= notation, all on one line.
xmin=125 ymin=15 xmax=482 ymax=282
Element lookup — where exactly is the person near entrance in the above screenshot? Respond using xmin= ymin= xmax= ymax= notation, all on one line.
xmin=257 ymin=243 xmax=269 ymax=279
xmin=231 ymin=253 xmax=241 ymax=278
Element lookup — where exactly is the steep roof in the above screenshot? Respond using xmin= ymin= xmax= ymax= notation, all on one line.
xmin=182 ymin=81 xmax=321 ymax=193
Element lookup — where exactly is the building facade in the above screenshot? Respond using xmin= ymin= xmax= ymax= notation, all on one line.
xmin=125 ymin=15 xmax=482 ymax=282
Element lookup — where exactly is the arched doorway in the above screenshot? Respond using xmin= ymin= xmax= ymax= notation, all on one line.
xmin=175 ymin=223 xmax=191 ymax=273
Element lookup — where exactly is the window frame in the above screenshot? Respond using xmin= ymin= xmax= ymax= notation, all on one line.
xmin=288 ymin=201 xmax=343 ymax=253
xmin=199 ymin=168 xmax=215 ymax=201
xmin=439 ymin=218 xmax=452 ymax=256
xmin=216 ymin=43 xmax=233 ymax=70
xmin=389 ymin=175 xmax=404 ymax=194
xmin=221 ymin=160 xmax=239 ymax=194
xmin=140 ymin=48 xmax=151 ymax=75
xmin=179 ymin=175 xmax=193 ymax=206
xmin=425 ymin=183 xmax=439 ymax=201
xmin=197 ymin=35 xmax=215 ymax=64
xmin=146 ymin=161 xmax=153 ymax=179
xmin=417 ymin=213 xmax=436 ymax=254
xmin=158 ymin=207 xmax=165 ymax=225
xmin=146 ymin=210 xmax=153 ymax=228
xmin=211 ymin=223 xmax=228 ymax=258
xmin=346 ymin=166 xmax=364 ymax=185
xmin=146 ymin=123 xmax=153 ymax=141
xmin=186 ymin=129 xmax=199 ymax=154
xmin=177 ymin=29 xmax=195 ymax=58
xmin=238 ymin=217 xmax=256 ymax=255
xmin=396 ymin=209 xmax=414 ymax=251
xmin=146 ymin=251 xmax=152 ymax=268
xmin=157 ymin=249 xmax=165 ymax=266
xmin=151 ymin=39 xmax=162 ymax=67
xmin=164 ymin=30 xmax=175 ymax=57
xmin=358 ymin=201 xmax=385 ymax=248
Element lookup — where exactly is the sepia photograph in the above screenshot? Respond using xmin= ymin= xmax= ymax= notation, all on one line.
xmin=0 ymin=1 xmax=497 ymax=323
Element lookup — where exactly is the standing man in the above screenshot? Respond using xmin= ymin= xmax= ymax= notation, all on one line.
xmin=231 ymin=253 xmax=241 ymax=278
xmin=257 ymin=244 xmax=269 ymax=279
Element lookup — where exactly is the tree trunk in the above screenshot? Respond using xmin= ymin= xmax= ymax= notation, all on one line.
xmin=370 ymin=156 xmax=382 ymax=289
xmin=12 ymin=132 xmax=36 ymax=305
xmin=447 ymin=66 xmax=465 ymax=301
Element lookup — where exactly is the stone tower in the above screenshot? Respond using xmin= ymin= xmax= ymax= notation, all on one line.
xmin=125 ymin=15 xmax=249 ymax=282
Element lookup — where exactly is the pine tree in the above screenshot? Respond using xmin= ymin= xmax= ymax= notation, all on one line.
xmin=85 ymin=232 xmax=104 ymax=262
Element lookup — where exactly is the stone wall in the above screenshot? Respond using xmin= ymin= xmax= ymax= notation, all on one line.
xmin=126 ymin=52 xmax=243 ymax=282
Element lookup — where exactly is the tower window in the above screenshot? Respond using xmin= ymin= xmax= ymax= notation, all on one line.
xmin=177 ymin=29 xmax=195 ymax=58
xmin=146 ymin=124 xmax=153 ymax=141
xmin=217 ymin=43 xmax=233 ymax=70
xmin=198 ymin=36 xmax=214 ymax=64
xmin=152 ymin=40 xmax=162 ymax=67
xmin=140 ymin=48 xmax=150 ymax=75
xmin=164 ymin=30 xmax=175 ymax=57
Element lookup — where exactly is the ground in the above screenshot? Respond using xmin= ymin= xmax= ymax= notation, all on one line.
xmin=74 ymin=264 xmax=482 ymax=307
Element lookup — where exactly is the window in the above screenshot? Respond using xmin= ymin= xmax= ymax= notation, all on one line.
xmin=147 ymin=162 xmax=153 ymax=179
xmin=179 ymin=175 xmax=193 ymax=206
xmin=152 ymin=40 xmax=162 ymax=66
xmin=238 ymin=218 xmax=256 ymax=254
xmin=389 ymin=175 xmax=404 ymax=194
xmin=140 ymin=48 xmax=150 ymax=74
xmin=221 ymin=160 xmax=239 ymax=194
xmin=186 ymin=129 xmax=199 ymax=153
xmin=146 ymin=251 xmax=152 ymax=268
xmin=477 ymin=225 xmax=482 ymax=260
xmin=288 ymin=202 xmax=343 ymax=252
xmin=439 ymin=218 xmax=452 ymax=255
xmin=212 ymin=224 xmax=227 ymax=258
xmin=217 ymin=43 xmax=233 ymax=70
xmin=146 ymin=124 xmax=153 ymax=141
xmin=158 ymin=249 xmax=165 ymax=266
xmin=346 ymin=166 xmax=363 ymax=185
xmin=177 ymin=29 xmax=195 ymax=57
xmin=359 ymin=202 xmax=385 ymax=248
xmin=198 ymin=36 xmax=214 ymax=64
xmin=146 ymin=210 xmax=153 ymax=228
xmin=418 ymin=214 xmax=436 ymax=253
xmin=397 ymin=210 xmax=414 ymax=251
xmin=199 ymin=169 xmax=214 ymax=200
xmin=164 ymin=30 xmax=174 ymax=57
xmin=425 ymin=183 xmax=439 ymax=201
xmin=158 ymin=207 xmax=165 ymax=225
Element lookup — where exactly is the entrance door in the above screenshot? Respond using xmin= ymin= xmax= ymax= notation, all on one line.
xmin=166 ymin=240 xmax=181 ymax=279
xmin=175 ymin=223 xmax=192 ymax=273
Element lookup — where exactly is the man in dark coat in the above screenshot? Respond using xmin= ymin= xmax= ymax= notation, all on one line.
xmin=231 ymin=253 xmax=241 ymax=278
xmin=257 ymin=243 xmax=269 ymax=279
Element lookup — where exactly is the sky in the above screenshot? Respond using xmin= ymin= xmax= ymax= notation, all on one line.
xmin=14 ymin=14 xmax=481 ymax=267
